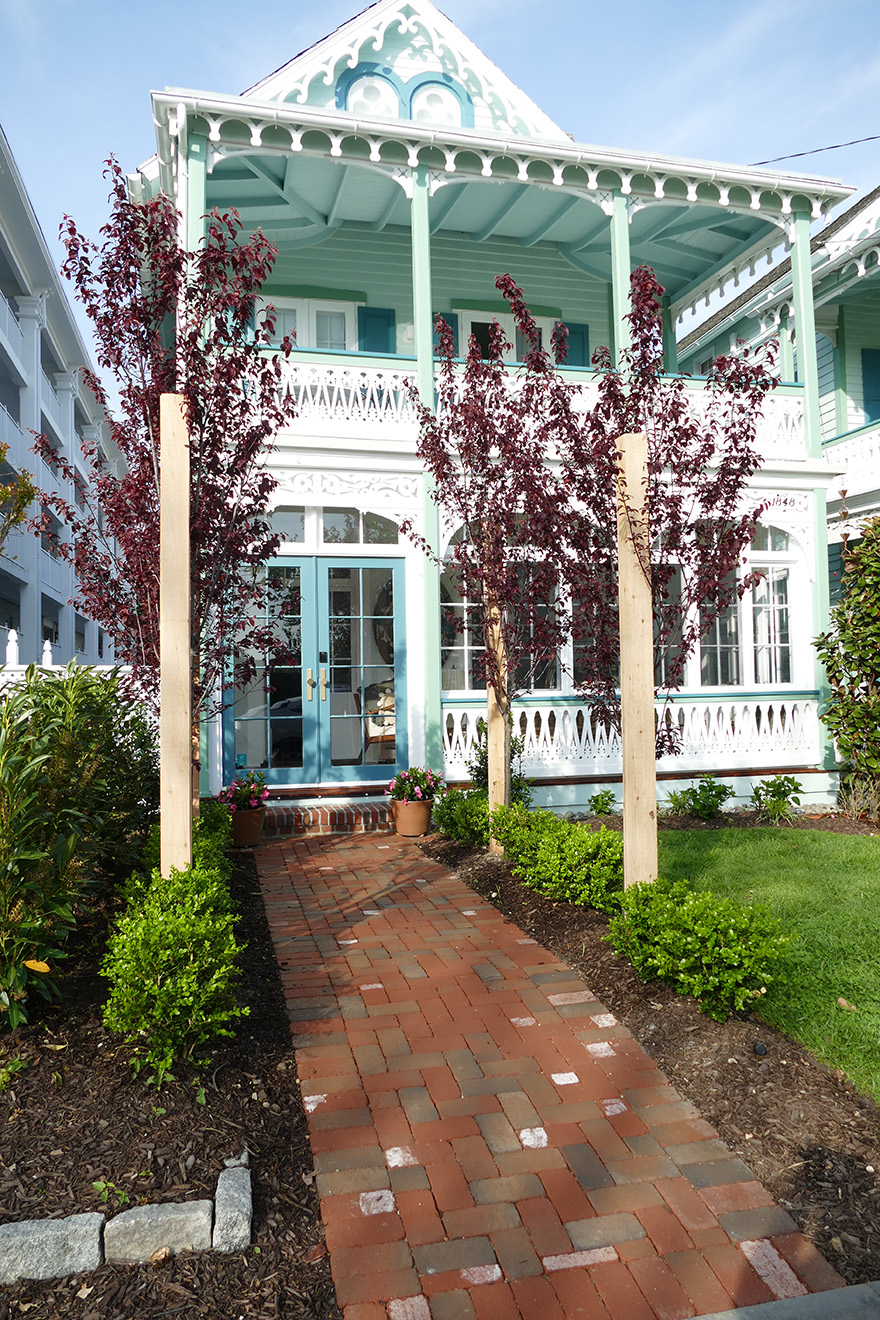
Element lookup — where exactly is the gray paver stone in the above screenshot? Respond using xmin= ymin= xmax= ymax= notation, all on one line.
xmin=213 ymin=1166 xmax=252 ymax=1253
xmin=0 ymin=1213 xmax=104 ymax=1284
xmin=104 ymin=1200 xmax=213 ymax=1263
xmin=719 ymin=1206 xmax=798 ymax=1241
xmin=566 ymin=1212 xmax=646 ymax=1249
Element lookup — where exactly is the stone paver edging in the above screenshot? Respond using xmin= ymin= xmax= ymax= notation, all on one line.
xmin=0 ymin=1155 xmax=251 ymax=1284
xmin=259 ymin=834 xmax=850 ymax=1319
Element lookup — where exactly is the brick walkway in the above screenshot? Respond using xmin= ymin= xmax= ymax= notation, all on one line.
xmin=257 ymin=833 xmax=845 ymax=1320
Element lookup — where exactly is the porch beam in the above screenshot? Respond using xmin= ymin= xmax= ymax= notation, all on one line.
xmin=472 ymin=185 xmax=529 ymax=242
xmin=281 ymin=159 xmax=329 ymax=227
xmin=411 ymin=165 xmax=443 ymax=771
xmin=517 ymin=195 xmax=580 ymax=247
xmin=430 ymin=182 xmax=470 ymax=234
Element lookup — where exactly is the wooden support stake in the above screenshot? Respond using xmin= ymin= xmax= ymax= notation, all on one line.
xmin=616 ymin=432 xmax=658 ymax=888
xmin=485 ymin=595 xmax=510 ymax=854
xmin=160 ymin=393 xmax=193 ymax=878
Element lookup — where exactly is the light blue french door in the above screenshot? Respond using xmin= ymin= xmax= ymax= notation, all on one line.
xmin=226 ymin=557 xmax=407 ymax=786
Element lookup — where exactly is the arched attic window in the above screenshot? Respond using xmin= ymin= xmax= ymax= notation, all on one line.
xmin=411 ymin=82 xmax=463 ymax=128
xmin=346 ymin=74 xmax=401 ymax=120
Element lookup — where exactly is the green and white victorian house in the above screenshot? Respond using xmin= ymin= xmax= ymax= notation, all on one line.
xmin=133 ymin=0 xmax=855 ymax=809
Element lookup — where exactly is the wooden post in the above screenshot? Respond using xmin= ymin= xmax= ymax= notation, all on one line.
xmin=160 ymin=393 xmax=193 ymax=877
xmin=486 ymin=596 xmax=510 ymax=854
xmin=616 ymin=432 xmax=658 ymax=888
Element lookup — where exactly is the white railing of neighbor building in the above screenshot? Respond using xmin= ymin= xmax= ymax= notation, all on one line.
xmin=276 ymin=358 xmax=806 ymax=463
xmin=823 ymin=420 xmax=880 ymax=503
xmin=0 ymin=292 xmax=24 ymax=360
xmin=441 ymin=695 xmax=821 ymax=781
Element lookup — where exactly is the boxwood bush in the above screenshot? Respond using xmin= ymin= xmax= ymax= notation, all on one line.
xmin=606 ymin=876 xmax=790 ymax=1021
xmin=491 ymin=805 xmax=624 ymax=912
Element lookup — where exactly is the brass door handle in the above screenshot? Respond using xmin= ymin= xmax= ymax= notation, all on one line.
xmin=320 ymin=667 xmax=327 ymax=701
xmin=306 ymin=668 xmax=314 ymax=701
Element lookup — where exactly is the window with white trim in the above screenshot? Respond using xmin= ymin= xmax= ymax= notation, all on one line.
xmin=257 ymin=298 xmax=358 ymax=351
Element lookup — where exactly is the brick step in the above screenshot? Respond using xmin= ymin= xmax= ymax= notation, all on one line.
xmin=264 ymin=798 xmax=392 ymax=838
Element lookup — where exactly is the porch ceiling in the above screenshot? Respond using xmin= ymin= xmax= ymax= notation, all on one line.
xmin=205 ymin=151 xmax=780 ymax=303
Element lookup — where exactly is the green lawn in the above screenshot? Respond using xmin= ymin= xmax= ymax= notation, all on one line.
xmin=658 ymin=828 xmax=880 ymax=1100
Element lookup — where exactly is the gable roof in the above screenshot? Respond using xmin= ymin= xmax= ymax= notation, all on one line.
xmin=241 ymin=0 xmax=570 ymax=142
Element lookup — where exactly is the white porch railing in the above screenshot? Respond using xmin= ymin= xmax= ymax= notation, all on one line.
xmin=0 ymin=403 xmax=25 ymax=465
xmin=1 ymin=632 xmax=58 ymax=672
xmin=0 ymin=291 xmax=24 ymax=361
xmin=824 ymin=421 xmax=880 ymax=504
xmin=40 ymin=370 xmax=63 ymax=435
xmin=442 ymin=695 xmax=822 ymax=781
xmin=276 ymin=358 xmax=805 ymax=463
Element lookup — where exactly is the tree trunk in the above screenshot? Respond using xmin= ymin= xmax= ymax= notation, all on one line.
xmin=485 ymin=597 xmax=510 ymax=854
xmin=615 ymin=432 xmax=658 ymax=887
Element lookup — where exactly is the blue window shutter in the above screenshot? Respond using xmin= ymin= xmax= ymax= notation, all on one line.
xmin=358 ymin=307 xmax=396 ymax=354
xmin=563 ymin=322 xmax=589 ymax=367
xmin=862 ymin=348 xmax=880 ymax=424
xmin=433 ymin=311 xmax=459 ymax=356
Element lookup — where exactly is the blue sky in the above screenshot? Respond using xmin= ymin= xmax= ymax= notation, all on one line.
xmin=1 ymin=0 xmax=879 ymax=326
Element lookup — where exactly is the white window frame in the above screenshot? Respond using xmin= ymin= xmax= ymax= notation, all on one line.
xmin=256 ymin=297 xmax=359 ymax=352
xmin=452 ymin=309 xmax=560 ymax=362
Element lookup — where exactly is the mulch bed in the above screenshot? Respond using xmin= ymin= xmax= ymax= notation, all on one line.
xmin=0 ymin=855 xmax=341 ymax=1320
xmin=421 ymin=810 xmax=880 ymax=1288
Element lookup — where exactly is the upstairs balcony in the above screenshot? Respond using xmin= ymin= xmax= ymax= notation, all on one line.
xmin=823 ymin=419 xmax=880 ymax=513
xmin=274 ymin=352 xmax=807 ymax=464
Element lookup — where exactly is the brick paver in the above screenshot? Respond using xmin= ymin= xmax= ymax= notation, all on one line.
xmin=257 ymin=833 xmax=846 ymax=1319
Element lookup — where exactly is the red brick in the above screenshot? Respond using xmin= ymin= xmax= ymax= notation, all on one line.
xmin=510 ymin=1275 xmax=567 ymax=1320
xmin=427 ymin=1160 xmax=474 ymax=1212
xmin=690 ymin=1226 xmax=731 ymax=1248
xmin=617 ymin=1237 xmax=657 ymax=1262
xmin=590 ymin=1261 xmax=655 ymax=1320
xmin=324 ymin=1206 xmax=406 ymax=1250
xmin=649 ymin=1118 xmax=719 ymax=1146
xmin=634 ymin=1204 xmax=695 ymax=1255
xmin=771 ymin=1232 xmax=847 ymax=1292
xmin=588 ymin=1184 xmax=664 ymax=1215
xmin=421 ymin=1064 xmax=461 ymax=1104
xmin=655 ymin=1177 xmax=719 ymax=1232
xmin=517 ymin=1196 xmax=572 ymax=1256
xmin=550 ymin=1267 xmax=614 ymax=1318
xmin=340 ymin=1304 xmax=388 ymax=1320
xmin=700 ymin=1179 xmax=776 ymax=1215
xmin=627 ymin=1256 xmax=697 ymax=1319
xmin=666 ymin=1249 xmax=737 ymax=1314
xmin=470 ymin=1279 xmax=521 ymax=1320
xmin=330 ymin=1239 xmax=414 ymax=1280
xmin=395 ymin=1188 xmax=445 ymax=1246
xmin=310 ymin=1125 xmax=382 ymax=1154
xmin=452 ymin=1134 xmax=500 ymax=1182
xmin=334 ymin=1267 xmax=422 ymax=1307
xmin=539 ymin=1167 xmax=597 ymax=1223
xmin=702 ymin=1243 xmax=776 ymax=1308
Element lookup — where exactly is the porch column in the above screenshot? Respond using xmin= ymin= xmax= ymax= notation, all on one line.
xmin=661 ymin=296 xmax=678 ymax=374
xmin=411 ymin=164 xmax=443 ymax=770
xmin=791 ymin=212 xmax=836 ymax=769
xmin=610 ymin=192 xmax=632 ymax=367
xmin=186 ymin=133 xmax=208 ymax=252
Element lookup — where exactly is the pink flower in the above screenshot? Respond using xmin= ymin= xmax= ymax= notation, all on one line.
xmin=415 ymin=786 xmax=422 ymax=798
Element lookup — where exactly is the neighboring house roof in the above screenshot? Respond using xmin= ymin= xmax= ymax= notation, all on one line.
xmin=679 ymin=182 xmax=880 ymax=357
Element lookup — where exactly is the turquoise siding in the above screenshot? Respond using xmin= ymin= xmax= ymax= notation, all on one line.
xmin=842 ymin=289 xmax=880 ymax=430
xmin=268 ymin=223 xmax=610 ymax=356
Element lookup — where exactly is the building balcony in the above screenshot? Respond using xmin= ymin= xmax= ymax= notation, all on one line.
xmin=274 ymin=352 xmax=807 ymax=464
xmin=823 ymin=419 xmax=880 ymax=510
xmin=40 ymin=369 xmax=64 ymax=438
xmin=0 ymin=402 xmax=26 ymax=468
xmin=0 ymin=291 xmax=25 ymax=372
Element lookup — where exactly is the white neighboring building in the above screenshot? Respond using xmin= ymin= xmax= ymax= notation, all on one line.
xmin=0 ymin=124 xmax=107 ymax=667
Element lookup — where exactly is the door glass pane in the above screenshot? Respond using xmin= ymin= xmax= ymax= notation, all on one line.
xmin=272 ymin=507 xmax=305 ymax=543
xmin=269 ymin=666 xmax=303 ymax=768
xmin=324 ymin=510 xmax=360 ymax=544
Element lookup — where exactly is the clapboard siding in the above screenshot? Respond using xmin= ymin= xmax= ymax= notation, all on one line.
xmin=269 ymin=223 xmax=610 ymax=355
xmin=817 ymin=333 xmax=837 ymax=441
xmin=844 ymin=290 xmax=880 ymax=429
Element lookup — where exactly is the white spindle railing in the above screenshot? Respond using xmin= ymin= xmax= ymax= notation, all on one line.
xmin=824 ymin=422 xmax=880 ymax=502
xmin=276 ymin=359 xmax=805 ymax=462
xmin=442 ymin=696 xmax=821 ymax=780
xmin=0 ymin=291 xmax=23 ymax=359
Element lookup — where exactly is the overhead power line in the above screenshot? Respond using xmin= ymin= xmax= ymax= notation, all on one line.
xmin=751 ymin=133 xmax=880 ymax=166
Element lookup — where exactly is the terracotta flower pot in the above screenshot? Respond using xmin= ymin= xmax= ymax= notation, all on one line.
xmin=231 ymin=806 xmax=266 ymax=848
xmin=391 ymin=799 xmax=433 ymax=837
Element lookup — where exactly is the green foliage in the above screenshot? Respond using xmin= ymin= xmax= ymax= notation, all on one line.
xmin=385 ymin=766 xmax=443 ymax=802
xmin=816 ymin=520 xmax=880 ymax=801
xmin=664 ymin=775 xmax=735 ymax=820
xmin=92 ymin=1179 xmax=130 ymax=1208
xmin=0 ymin=442 xmax=37 ymax=554
xmin=432 ymin=788 xmax=491 ymax=846
xmin=466 ymin=718 xmax=532 ymax=807
xmin=751 ymin=775 xmax=802 ymax=825
xmin=587 ymin=789 xmax=617 ymax=816
xmin=606 ymin=876 xmax=790 ymax=1022
xmin=102 ymin=809 xmax=245 ymax=1084
xmin=491 ymin=805 xmax=624 ymax=912
xmin=0 ymin=686 xmax=77 ymax=1027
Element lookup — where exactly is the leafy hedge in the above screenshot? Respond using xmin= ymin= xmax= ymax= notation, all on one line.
xmin=102 ymin=803 xmax=245 ymax=1083
xmin=433 ymin=795 xmax=789 ymax=1022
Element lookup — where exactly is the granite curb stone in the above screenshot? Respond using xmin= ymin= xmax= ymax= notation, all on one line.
xmin=0 ymin=1213 xmax=104 ymax=1284
xmin=104 ymin=1200 xmax=214 ymax=1264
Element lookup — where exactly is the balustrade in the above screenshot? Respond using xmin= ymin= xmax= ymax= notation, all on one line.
xmin=824 ymin=421 xmax=880 ymax=501
xmin=0 ymin=291 xmax=24 ymax=360
xmin=441 ymin=695 xmax=821 ymax=780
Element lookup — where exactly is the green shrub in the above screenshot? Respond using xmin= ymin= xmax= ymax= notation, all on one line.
xmin=0 ymin=688 xmax=78 ymax=1027
xmin=587 ymin=789 xmax=617 ymax=816
xmin=492 ymin=805 xmax=623 ymax=912
xmin=466 ymin=718 xmax=532 ymax=808
xmin=432 ymin=788 xmax=491 ymax=846
xmin=751 ymin=775 xmax=802 ymax=825
xmin=606 ymin=876 xmax=790 ymax=1021
xmin=665 ymin=774 xmax=735 ymax=820
xmin=102 ymin=859 xmax=246 ymax=1084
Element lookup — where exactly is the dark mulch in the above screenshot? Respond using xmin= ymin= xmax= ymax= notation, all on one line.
xmin=422 ymin=814 xmax=880 ymax=1288
xmin=0 ymin=855 xmax=340 ymax=1320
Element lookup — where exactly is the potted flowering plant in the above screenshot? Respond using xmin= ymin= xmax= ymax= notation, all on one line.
xmin=386 ymin=767 xmax=442 ymax=837
xmin=218 ymin=770 xmax=270 ymax=847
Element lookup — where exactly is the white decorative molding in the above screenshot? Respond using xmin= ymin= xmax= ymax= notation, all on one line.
xmin=274 ymin=469 xmax=421 ymax=506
